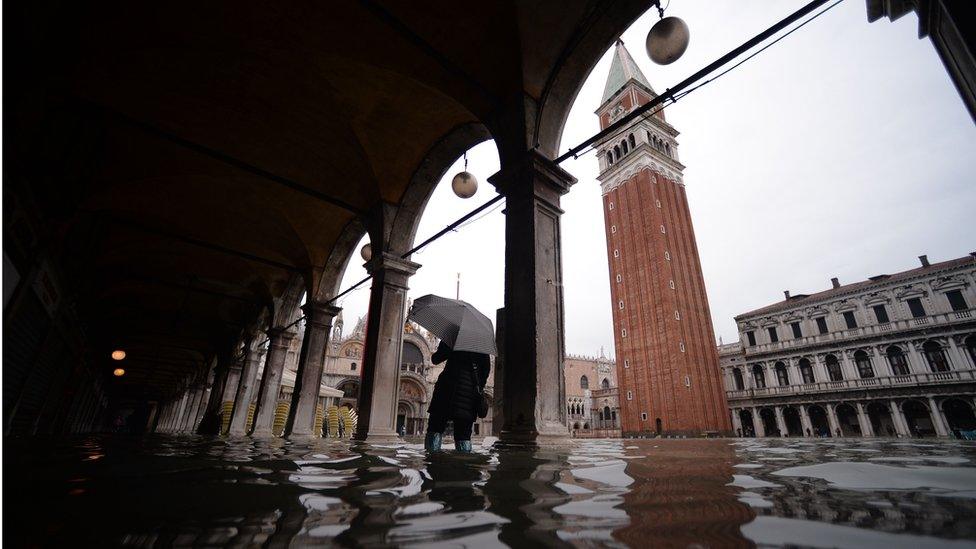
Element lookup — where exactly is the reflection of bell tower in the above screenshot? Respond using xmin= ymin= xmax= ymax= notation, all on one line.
xmin=334 ymin=311 xmax=344 ymax=341
xmin=595 ymin=40 xmax=730 ymax=436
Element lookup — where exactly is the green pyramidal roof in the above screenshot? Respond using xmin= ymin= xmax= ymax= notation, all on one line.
xmin=601 ymin=39 xmax=654 ymax=105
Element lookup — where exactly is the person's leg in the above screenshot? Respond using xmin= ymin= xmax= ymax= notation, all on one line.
xmin=453 ymin=418 xmax=474 ymax=452
xmin=425 ymin=413 xmax=448 ymax=451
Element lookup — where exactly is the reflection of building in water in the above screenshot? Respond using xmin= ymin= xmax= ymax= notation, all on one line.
xmin=565 ymin=350 xmax=621 ymax=437
xmin=722 ymin=254 xmax=976 ymax=439
xmin=311 ymin=314 xmax=494 ymax=437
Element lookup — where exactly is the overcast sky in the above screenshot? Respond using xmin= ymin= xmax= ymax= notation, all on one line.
xmin=336 ymin=0 xmax=976 ymax=358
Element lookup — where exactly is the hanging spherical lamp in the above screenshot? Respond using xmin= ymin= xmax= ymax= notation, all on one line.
xmin=111 ymin=349 xmax=126 ymax=361
xmin=360 ymin=243 xmax=372 ymax=262
xmin=113 ymin=368 xmax=126 ymax=377
xmin=451 ymin=152 xmax=478 ymax=198
xmin=646 ymin=16 xmax=690 ymax=65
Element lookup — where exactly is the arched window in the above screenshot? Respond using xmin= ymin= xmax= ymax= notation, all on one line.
xmin=646 ymin=130 xmax=652 ymax=142
xmin=752 ymin=365 xmax=766 ymax=389
xmin=614 ymin=145 xmax=621 ymax=159
xmin=580 ymin=375 xmax=589 ymax=389
xmin=965 ymin=335 xmax=976 ymax=366
xmin=601 ymin=378 xmax=610 ymax=389
xmin=887 ymin=345 xmax=910 ymax=375
xmin=665 ymin=143 xmax=672 ymax=156
xmin=628 ymin=134 xmax=636 ymax=149
xmin=603 ymin=406 xmax=612 ymax=421
xmin=622 ymin=140 xmax=629 ymax=154
xmin=923 ymin=341 xmax=950 ymax=372
xmin=351 ymin=362 xmax=357 ymax=371
xmin=825 ymin=354 xmax=843 ymax=381
xmin=799 ymin=358 xmax=815 ymax=384
xmin=732 ymin=368 xmax=744 ymax=390
xmin=402 ymin=342 xmax=423 ymax=366
xmin=607 ymin=151 xmax=614 ymax=166
xmin=854 ymin=350 xmax=874 ymax=378
xmin=775 ymin=362 xmax=790 ymax=386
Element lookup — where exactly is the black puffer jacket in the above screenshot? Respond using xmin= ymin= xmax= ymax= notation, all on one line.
xmin=427 ymin=342 xmax=490 ymax=422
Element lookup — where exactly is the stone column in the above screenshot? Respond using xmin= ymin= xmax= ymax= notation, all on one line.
xmin=813 ymin=355 xmax=830 ymax=383
xmin=774 ymin=406 xmax=787 ymax=437
xmin=826 ymin=404 xmax=841 ymax=437
xmin=285 ymin=301 xmax=341 ymax=437
xmin=889 ymin=400 xmax=909 ymax=437
xmin=251 ymin=328 xmax=297 ymax=436
xmin=730 ymin=409 xmax=743 ymax=436
xmin=840 ymin=352 xmax=858 ymax=380
xmin=798 ymin=405 xmax=813 ymax=436
xmin=788 ymin=360 xmax=803 ymax=387
xmin=488 ymin=151 xmax=576 ymax=445
xmin=181 ymin=385 xmax=205 ymax=433
xmin=198 ymin=355 xmax=232 ymax=435
xmin=927 ymin=396 xmax=950 ymax=437
xmin=228 ymin=343 xmax=264 ymax=435
xmin=946 ymin=338 xmax=968 ymax=370
xmin=907 ymin=342 xmax=928 ymax=374
xmin=354 ymin=253 xmax=419 ymax=443
xmin=855 ymin=402 xmax=874 ymax=437
xmin=752 ymin=407 xmax=766 ymax=437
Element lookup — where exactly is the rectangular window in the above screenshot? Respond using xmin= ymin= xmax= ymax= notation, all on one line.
xmin=665 ymin=251 xmax=671 ymax=261
xmin=767 ymin=326 xmax=778 ymax=343
xmin=656 ymin=199 xmax=661 ymax=208
xmin=907 ymin=297 xmax=926 ymax=318
xmin=627 ymin=391 xmax=633 ymax=400
xmin=640 ymin=412 xmax=648 ymax=421
xmin=608 ymin=202 xmax=614 ymax=210
xmin=618 ymin=300 xmax=624 ymax=309
xmin=660 ymin=225 xmax=666 ymax=233
xmin=621 ymin=328 xmax=627 ymax=337
xmin=613 ymin=249 xmax=619 ymax=258
xmin=624 ymin=359 xmax=629 ymax=369
xmin=746 ymin=331 xmax=756 ymax=346
xmin=843 ymin=311 xmax=857 ymax=329
xmin=669 ymin=280 xmax=675 ymax=289
xmin=611 ymin=225 xmax=617 ymax=233
xmin=616 ymin=274 xmax=622 ymax=283
xmin=674 ymin=311 xmax=680 ymax=320
xmin=815 ymin=317 xmax=828 ymax=334
xmin=679 ymin=342 xmax=685 ymax=352
xmin=873 ymin=304 xmax=890 ymax=323
xmin=790 ymin=322 xmax=802 ymax=339
xmin=946 ymin=290 xmax=968 ymax=311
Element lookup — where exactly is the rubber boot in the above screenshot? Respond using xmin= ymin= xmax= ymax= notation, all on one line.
xmin=424 ymin=432 xmax=442 ymax=451
xmin=455 ymin=439 xmax=473 ymax=453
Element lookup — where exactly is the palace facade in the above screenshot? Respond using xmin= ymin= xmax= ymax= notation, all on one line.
xmin=721 ymin=254 xmax=976 ymax=439
xmin=565 ymin=351 xmax=621 ymax=437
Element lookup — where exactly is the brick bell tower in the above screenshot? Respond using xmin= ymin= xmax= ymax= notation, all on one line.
xmin=596 ymin=40 xmax=730 ymax=436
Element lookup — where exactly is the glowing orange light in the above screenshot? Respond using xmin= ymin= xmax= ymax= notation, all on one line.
xmin=113 ymin=368 xmax=126 ymax=377
xmin=111 ymin=350 xmax=126 ymax=361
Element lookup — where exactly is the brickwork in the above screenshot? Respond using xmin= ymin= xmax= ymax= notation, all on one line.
xmin=595 ymin=41 xmax=730 ymax=437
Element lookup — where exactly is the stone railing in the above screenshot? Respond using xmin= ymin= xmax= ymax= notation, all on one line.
xmin=726 ymin=368 xmax=976 ymax=400
xmin=744 ymin=310 xmax=974 ymax=356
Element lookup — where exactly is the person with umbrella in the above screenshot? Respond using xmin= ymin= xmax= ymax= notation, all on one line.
xmin=408 ymin=295 xmax=495 ymax=453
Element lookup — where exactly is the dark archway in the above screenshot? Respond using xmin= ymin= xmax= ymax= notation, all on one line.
xmin=808 ymin=405 xmax=830 ymax=437
xmin=655 ymin=417 xmax=663 ymax=436
xmin=902 ymin=400 xmax=937 ymax=437
xmin=835 ymin=403 xmax=861 ymax=437
xmin=759 ymin=408 xmax=779 ymax=436
xmin=752 ymin=365 xmax=766 ymax=389
xmin=738 ymin=409 xmax=755 ymax=437
xmin=923 ymin=341 xmax=951 ymax=372
xmin=966 ymin=335 xmax=976 ymax=366
xmin=783 ymin=407 xmax=803 ymax=437
xmin=854 ymin=351 xmax=874 ymax=379
xmin=774 ymin=362 xmax=790 ymax=386
xmin=886 ymin=345 xmax=911 ymax=376
xmin=732 ymin=368 xmax=744 ymax=390
xmin=943 ymin=398 xmax=976 ymax=438
xmin=798 ymin=358 xmax=815 ymax=384
xmin=825 ymin=354 xmax=843 ymax=381
xmin=867 ymin=402 xmax=896 ymax=437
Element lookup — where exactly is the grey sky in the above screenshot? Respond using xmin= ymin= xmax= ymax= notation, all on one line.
xmin=337 ymin=0 xmax=976 ymax=358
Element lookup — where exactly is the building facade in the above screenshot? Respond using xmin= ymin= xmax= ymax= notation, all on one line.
xmin=596 ymin=40 xmax=730 ymax=437
xmin=722 ymin=254 xmax=976 ymax=438
xmin=565 ymin=351 xmax=621 ymax=437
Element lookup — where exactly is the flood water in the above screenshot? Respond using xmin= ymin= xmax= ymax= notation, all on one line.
xmin=4 ymin=436 xmax=976 ymax=547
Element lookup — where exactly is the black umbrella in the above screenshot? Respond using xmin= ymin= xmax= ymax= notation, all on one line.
xmin=408 ymin=294 xmax=497 ymax=356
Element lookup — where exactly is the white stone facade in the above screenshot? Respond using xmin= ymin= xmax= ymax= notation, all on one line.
xmin=721 ymin=254 xmax=976 ymax=439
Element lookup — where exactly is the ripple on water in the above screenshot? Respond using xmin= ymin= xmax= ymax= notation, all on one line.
xmin=742 ymin=516 xmax=976 ymax=548
xmin=772 ymin=462 xmax=976 ymax=496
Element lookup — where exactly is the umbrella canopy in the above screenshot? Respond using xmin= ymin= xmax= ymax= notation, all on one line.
xmin=408 ymin=294 xmax=497 ymax=356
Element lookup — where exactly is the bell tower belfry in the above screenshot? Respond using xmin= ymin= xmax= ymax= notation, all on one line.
xmin=596 ymin=40 xmax=730 ymax=436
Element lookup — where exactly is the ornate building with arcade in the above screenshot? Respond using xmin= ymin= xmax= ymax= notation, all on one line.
xmin=565 ymin=351 xmax=621 ymax=437
xmin=721 ymin=254 xmax=976 ymax=439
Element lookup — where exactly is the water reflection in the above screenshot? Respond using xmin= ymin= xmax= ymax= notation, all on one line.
xmin=4 ymin=435 xmax=976 ymax=547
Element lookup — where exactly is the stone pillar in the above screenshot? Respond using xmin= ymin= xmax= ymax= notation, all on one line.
xmin=228 ymin=343 xmax=264 ymax=435
xmin=489 ymin=151 xmax=576 ymax=445
xmin=798 ymin=405 xmax=813 ymax=436
xmin=813 ymin=355 xmax=830 ymax=382
xmin=730 ymin=408 xmax=743 ymax=436
xmin=198 ymin=355 xmax=232 ymax=435
xmin=826 ymin=404 xmax=841 ymax=437
xmin=907 ymin=342 xmax=928 ymax=374
xmin=285 ymin=301 xmax=341 ymax=437
xmin=840 ymin=352 xmax=858 ymax=380
xmin=927 ymin=396 xmax=950 ymax=437
xmin=774 ymin=406 xmax=787 ymax=437
xmin=855 ymin=402 xmax=874 ymax=437
xmin=354 ymin=253 xmax=419 ymax=443
xmin=752 ymin=407 xmax=766 ymax=437
xmin=946 ymin=338 xmax=968 ymax=370
xmin=788 ymin=360 xmax=803 ymax=386
xmin=182 ymin=385 xmax=205 ymax=433
xmin=251 ymin=328 xmax=297 ymax=436
xmin=888 ymin=400 xmax=909 ymax=437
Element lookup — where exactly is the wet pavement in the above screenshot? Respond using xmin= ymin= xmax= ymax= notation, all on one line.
xmin=4 ymin=436 xmax=976 ymax=547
